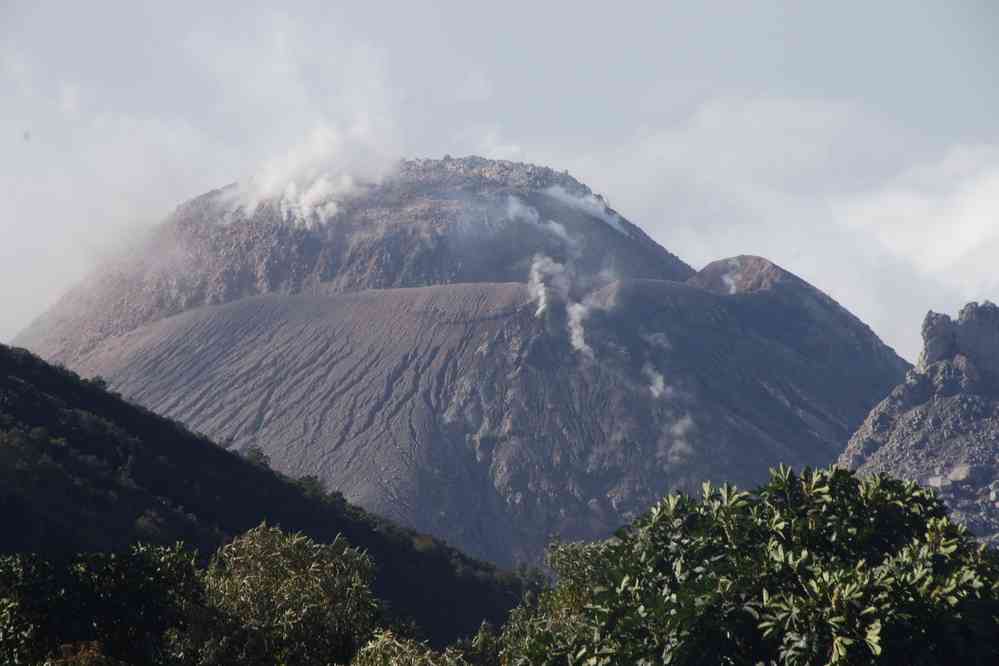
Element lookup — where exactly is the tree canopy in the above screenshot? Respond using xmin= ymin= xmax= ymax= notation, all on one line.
xmin=500 ymin=466 xmax=999 ymax=665
xmin=2 ymin=468 xmax=998 ymax=664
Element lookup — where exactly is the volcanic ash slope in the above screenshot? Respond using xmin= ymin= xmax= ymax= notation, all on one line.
xmin=16 ymin=157 xmax=908 ymax=565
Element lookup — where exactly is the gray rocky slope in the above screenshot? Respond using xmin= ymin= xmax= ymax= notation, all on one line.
xmin=16 ymin=157 xmax=909 ymax=565
xmin=839 ymin=301 xmax=999 ymax=544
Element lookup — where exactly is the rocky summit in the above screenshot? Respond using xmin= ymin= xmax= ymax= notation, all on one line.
xmin=16 ymin=156 xmax=909 ymax=565
xmin=839 ymin=301 xmax=999 ymax=544
xmin=18 ymin=157 xmax=690 ymax=367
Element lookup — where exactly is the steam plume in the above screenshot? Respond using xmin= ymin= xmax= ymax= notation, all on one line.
xmin=721 ymin=257 xmax=742 ymax=294
xmin=234 ymin=123 xmax=398 ymax=227
xmin=544 ymin=185 xmax=631 ymax=237
xmin=506 ymin=195 xmax=574 ymax=247
xmin=567 ymin=301 xmax=593 ymax=357
xmin=643 ymin=363 xmax=673 ymax=399
xmin=667 ymin=413 xmax=696 ymax=463
xmin=528 ymin=254 xmax=570 ymax=317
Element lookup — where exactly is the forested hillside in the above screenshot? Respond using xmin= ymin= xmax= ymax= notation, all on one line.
xmin=0 ymin=343 xmax=523 ymax=646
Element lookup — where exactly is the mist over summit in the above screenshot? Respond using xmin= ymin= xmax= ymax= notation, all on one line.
xmin=17 ymin=155 xmax=908 ymax=565
xmin=18 ymin=156 xmax=691 ymax=366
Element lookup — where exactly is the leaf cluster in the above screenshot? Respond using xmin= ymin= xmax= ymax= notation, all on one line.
xmin=501 ymin=466 xmax=999 ymax=665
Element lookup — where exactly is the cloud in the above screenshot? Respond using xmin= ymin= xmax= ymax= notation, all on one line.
xmin=453 ymin=124 xmax=523 ymax=161
xmin=58 ymin=82 xmax=81 ymax=118
xmin=454 ymin=70 xmax=493 ymax=103
xmin=0 ymin=10 xmax=400 ymax=341
xmin=836 ymin=144 xmax=999 ymax=294
xmin=2 ymin=0 xmax=994 ymax=365
xmin=533 ymin=96 xmax=993 ymax=361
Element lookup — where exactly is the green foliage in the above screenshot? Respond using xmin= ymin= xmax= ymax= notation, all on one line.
xmin=171 ymin=524 xmax=378 ymax=665
xmin=0 ymin=543 xmax=200 ymax=665
xmin=241 ymin=445 xmax=271 ymax=469
xmin=352 ymin=630 xmax=471 ymax=666
xmin=0 ymin=525 xmax=381 ymax=665
xmin=296 ymin=474 xmax=328 ymax=498
xmin=0 ymin=595 xmax=39 ymax=665
xmin=501 ymin=466 xmax=999 ymax=665
xmin=448 ymin=622 xmax=503 ymax=666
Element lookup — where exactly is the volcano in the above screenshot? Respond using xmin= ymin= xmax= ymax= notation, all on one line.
xmin=16 ymin=156 xmax=908 ymax=565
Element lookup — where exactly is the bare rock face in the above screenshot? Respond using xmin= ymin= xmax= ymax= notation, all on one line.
xmin=839 ymin=301 xmax=999 ymax=544
xmin=16 ymin=156 xmax=909 ymax=565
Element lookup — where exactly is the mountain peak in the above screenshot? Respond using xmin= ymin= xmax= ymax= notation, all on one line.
xmin=688 ymin=255 xmax=792 ymax=295
xmin=15 ymin=156 xmax=692 ymax=365
xmin=14 ymin=155 xmax=909 ymax=565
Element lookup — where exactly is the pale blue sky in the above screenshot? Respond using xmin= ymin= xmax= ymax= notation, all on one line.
xmin=2 ymin=1 xmax=997 ymax=359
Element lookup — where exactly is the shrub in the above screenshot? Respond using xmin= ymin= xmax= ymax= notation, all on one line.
xmin=353 ymin=630 xmax=470 ymax=666
xmin=501 ymin=466 xmax=999 ymax=665
xmin=170 ymin=523 xmax=378 ymax=665
xmin=0 ymin=544 xmax=200 ymax=665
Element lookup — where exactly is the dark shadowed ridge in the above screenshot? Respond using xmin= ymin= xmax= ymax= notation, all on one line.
xmin=840 ymin=301 xmax=999 ymax=544
xmin=0 ymin=343 xmax=523 ymax=646
xmin=15 ymin=156 xmax=909 ymax=565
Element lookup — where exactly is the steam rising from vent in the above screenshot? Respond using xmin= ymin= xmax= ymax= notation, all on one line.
xmin=544 ymin=185 xmax=631 ymax=237
xmin=506 ymin=196 xmax=574 ymax=246
xmin=527 ymin=252 xmax=607 ymax=359
xmin=643 ymin=363 xmax=673 ymax=399
xmin=233 ymin=124 xmax=398 ymax=227
xmin=667 ymin=414 xmax=696 ymax=463
xmin=528 ymin=255 xmax=570 ymax=317
xmin=506 ymin=195 xmax=540 ymax=225
xmin=567 ymin=302 xmax=593 ymax=357
xmin=513 ymin=190 xmax=629 ymax=359
xmin=721 ymin=257 xmax=743 ymax=294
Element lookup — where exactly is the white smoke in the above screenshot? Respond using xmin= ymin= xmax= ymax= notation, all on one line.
xmin=544 ymin=185 xmax=631 ymax=237
xmin=721 ymin=257 xmax=742 ymax=294
xmin=506 ymin=195 xmax=540 ymax=225
xmin=667 ymin=413 xmax=696 ymax=463
xmin=527 ymin=253 xmax=607 ymax=358
xmin=518 ymin=193 xmax=626 ymax=358
xmin=506 ymin=195 xmax=575 ymax=246
xmin=643 ymin=363 xmax=673 ymax=399
xmin=567 ymin=301 xmax=593 ymax=357
xmin=235 ymin=123 xmax=398 ymax=227
xmin=528 ymin=254 xmax=570 ymax=317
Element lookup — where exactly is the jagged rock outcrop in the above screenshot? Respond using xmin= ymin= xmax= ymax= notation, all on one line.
xmin=16 ymin=156 xmax=909 ymax=565
xmin=839 ymin=301 xmax=999 ymax=544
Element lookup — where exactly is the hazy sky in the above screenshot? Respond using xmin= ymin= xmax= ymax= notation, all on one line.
xmin=2 ymin=1 xmax=997 ymax=360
